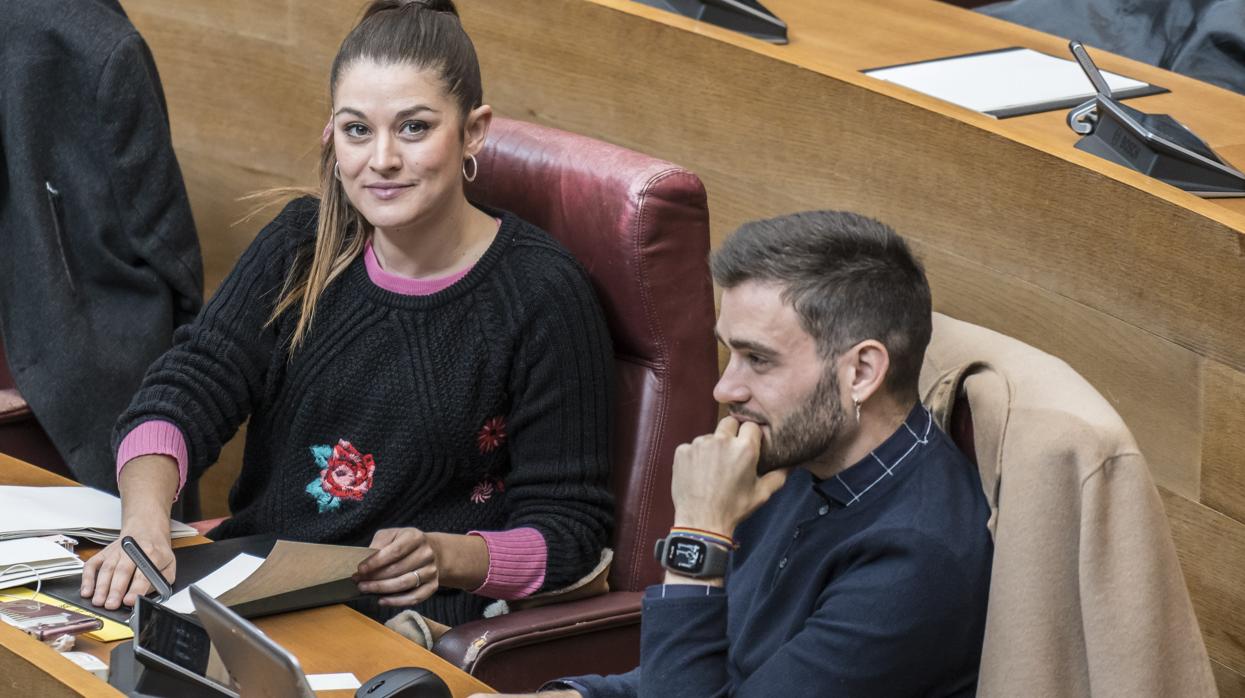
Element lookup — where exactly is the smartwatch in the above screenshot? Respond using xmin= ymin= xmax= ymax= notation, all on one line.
xmin=654 ymin=533 xmax=731 ymax=579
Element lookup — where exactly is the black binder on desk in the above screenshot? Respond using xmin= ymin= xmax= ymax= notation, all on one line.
xmin=40 ymin=534 xmax=278 ymax=624
xmin=42 ymin=534 xmax=366 ymax=622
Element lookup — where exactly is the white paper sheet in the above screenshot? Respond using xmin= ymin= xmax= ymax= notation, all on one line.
xmin=164 ymin=553 xmax=266 ymax=614
xmin=307 ymin=673 xmax=362 ymax=690
xmin=864 ymin=47 xmax=1151 ymax=115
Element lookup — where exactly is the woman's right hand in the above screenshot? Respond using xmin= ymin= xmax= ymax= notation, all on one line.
xmin=80 ymin=517 xmax=176 ymax=610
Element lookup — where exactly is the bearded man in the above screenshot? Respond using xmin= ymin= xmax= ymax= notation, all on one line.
xmin=474 ymin=211 xmax=994 ymax=698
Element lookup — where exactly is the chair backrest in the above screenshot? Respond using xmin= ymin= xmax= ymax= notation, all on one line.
xmin=466 ymin=118 xmax=719 ymax=591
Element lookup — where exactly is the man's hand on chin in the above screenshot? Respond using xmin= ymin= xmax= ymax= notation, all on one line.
xmin=670 ymin=416 xmax=792 ymax=549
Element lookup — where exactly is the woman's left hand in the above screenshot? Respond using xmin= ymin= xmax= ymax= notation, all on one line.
xmin=355 ymin=527 xmax=439 ymax=607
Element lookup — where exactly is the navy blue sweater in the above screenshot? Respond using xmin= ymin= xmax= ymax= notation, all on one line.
xmin=565 ymin=404 xmax=992 ymax=697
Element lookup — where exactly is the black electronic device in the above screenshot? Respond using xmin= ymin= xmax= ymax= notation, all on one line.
xmin=633 ymin=0 xmax=787 ymax=44
xmin=122 ymin=536 xmax=173 ymax=603
xmin=110 ymin=640 xmax=232 ymax=698
xmin=127 ymin=596 xmax=238 ymax=697
xmin=1065 ymin=41 xmax=1245 ymax=197
xmin=654 ymin=533 xmax=730 ymax=578
xmin=356 ymin=667 xmax=452 ymax=698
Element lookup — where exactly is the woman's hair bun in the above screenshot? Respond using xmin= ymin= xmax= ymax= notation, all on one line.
xmin=405 ymin=0 xmax=459 ymax=15
xmin=361 ymin=0 xmax=459 ymax=20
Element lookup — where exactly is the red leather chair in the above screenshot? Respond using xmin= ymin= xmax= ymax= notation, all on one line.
xmin=0 ymin=339 xmax=73 ymax=478
xmin=430 ymin=118 xmax=719 ymax=690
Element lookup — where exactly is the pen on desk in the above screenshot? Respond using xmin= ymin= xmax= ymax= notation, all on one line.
xmin=120 ymin=536 xmax=173 ymax=603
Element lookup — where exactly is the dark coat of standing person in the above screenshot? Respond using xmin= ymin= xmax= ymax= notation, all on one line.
xmin=0 ymin=0 xmax=205 ymax=492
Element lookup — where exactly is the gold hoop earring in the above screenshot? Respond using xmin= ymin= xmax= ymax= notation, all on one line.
xmin=462 ymin=154 xmax=478 ymax=183
xmin=333 ymin=162 xmax=341 ymax=181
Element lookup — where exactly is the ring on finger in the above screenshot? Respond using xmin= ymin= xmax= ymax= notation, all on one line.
xmin=411 ymin=570 xmax=422 ymax=587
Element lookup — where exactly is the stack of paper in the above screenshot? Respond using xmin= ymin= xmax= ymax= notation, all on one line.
xmin=0 ymin=537 xmax=83 ymax=589
xmin=0 ymin=486 xmax=198 ymax=544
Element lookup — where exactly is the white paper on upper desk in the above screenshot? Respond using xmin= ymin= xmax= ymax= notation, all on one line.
xmin=0 ymin=486 xmax=197 ymax=541
xmin=164 ymin=553 xmax=265 ymax=614
xmin=864 ymin=47 xmax=1150 ymax=114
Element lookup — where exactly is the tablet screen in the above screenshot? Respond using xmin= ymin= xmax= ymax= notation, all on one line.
xmin=133 ymin=598 xmax=236 ymax=696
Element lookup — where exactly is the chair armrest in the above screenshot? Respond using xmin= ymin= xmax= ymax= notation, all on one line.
xmin=432 ymin=591 xmax=644 ymax=692
xmin=0 ymin=389 xmax=33 ymax=425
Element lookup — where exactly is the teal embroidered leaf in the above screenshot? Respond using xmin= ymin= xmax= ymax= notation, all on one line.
xmin=305 ymin=477 xmax=340 ymax=513
xmin=310 ymin=444 xmax=332 ymax=469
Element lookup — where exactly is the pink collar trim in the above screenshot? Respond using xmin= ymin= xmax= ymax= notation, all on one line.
xmin=363 ymin=240 xmax=474 ymax=296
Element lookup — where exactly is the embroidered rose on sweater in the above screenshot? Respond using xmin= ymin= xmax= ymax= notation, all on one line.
xmin=305 ymin=439 xmax=376 ymax=513
xmin=477 ymin=416 xmax=507 ymax=453
xmin=470 ymin=477 xmax=506 ymax=504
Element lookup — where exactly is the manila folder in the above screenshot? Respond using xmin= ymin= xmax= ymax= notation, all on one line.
xmin=215 ymin=540 xmax=372 ymax=618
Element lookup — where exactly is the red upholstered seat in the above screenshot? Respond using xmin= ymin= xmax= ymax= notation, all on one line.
xmin=0 ymin=339 xmax=73 ymax=479
xmin=431 ymin=118 xmax=719 ymax=690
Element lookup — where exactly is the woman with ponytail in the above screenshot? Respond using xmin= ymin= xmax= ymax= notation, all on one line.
xmin=81 ymin=0 xmax=614 ymax=628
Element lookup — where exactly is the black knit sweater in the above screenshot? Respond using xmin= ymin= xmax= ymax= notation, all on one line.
xmin=114 ymin=197 xmax=614 ymax=626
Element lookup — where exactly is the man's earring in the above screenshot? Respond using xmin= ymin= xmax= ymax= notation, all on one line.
xmin=853 ymin=398 xmax=861 ymax=424
xmin=463 ymin=153 xmax=479 ymax=182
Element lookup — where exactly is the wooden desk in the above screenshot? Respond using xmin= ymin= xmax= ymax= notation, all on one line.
xmin=0 ymin=454 xmax=493 ymax=697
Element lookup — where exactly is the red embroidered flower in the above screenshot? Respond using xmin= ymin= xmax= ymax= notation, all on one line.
xmin=477 ymin=416 xmax=507 ymax=453
xmin=319 ymin=439 xmax=376 ymax=501
xmin=470 ymin=477 xmax=506 ymax=504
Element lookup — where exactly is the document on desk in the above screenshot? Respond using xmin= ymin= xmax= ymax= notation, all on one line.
xmin=165 ymin=540 xmax=372 ymax=617
xmin=863 ymin=47 xmax=1166 ymax=118
xmin=0 ymin=486 xmax=198 ymax=544
xmin=0 ymin=537 xmax=83 ymax=589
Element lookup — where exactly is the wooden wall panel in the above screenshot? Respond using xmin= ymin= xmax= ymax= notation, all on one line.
xmin=130 ymin=0 xmax=293 ymax=42
xmin=1203 ymin=361 xmax=1245 ymax=524
xmin=1162 ymin=489 xmax=1245 ymax=675
xmin=1217 ymin=661 xmax=1245 ymax=697
xmin=911 ymin=240 xmax=1203 ymax=498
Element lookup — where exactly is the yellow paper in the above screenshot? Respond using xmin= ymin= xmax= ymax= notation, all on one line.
xmin=0 ymin=588 xmax=132 ymax=641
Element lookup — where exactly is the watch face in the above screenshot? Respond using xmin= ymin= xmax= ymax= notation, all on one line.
xmin=666 ymin=537 xmax=706 ymax=572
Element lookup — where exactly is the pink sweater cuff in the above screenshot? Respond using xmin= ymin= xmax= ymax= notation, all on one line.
xmin=467 ymin=527 xmax=547 ymax=600
xmin=116 ymin=420 xmax=188 ymax=499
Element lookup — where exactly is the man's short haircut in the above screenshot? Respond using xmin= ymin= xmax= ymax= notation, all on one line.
xmin=710 ymin=210 xmax=932 ymax=399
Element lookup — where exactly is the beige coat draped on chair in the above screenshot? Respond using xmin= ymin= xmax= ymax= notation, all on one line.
xmin=920 ymin=313 xmax=1215 ymax=698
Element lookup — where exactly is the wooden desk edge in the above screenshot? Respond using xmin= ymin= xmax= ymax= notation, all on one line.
xmin=0 ymin=620 xmax=122 ymax=697
xmin=580 ymin=0 xmax=1245 ymax=233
